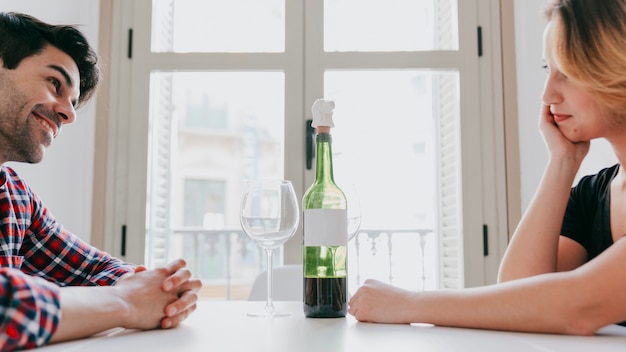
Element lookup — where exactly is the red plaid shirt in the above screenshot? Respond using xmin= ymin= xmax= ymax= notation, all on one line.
xmin=0 ymin=166 xmax=135 ymax=351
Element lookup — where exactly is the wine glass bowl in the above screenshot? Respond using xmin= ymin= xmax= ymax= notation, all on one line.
xmin=344 ymin=183 xmax=362 ymax=241
xmin=240 ymin=180 xmax=299 ymax=317
xmin=240 ymin=217 xmax=296 ymax=249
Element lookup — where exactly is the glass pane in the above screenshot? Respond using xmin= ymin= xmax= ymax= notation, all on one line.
xmin=145 ymin=71 xmax=285 ymax=299
xmin=152 ymin=0 xmax=285 ymax=53
xmin=324 ymin=70 xmax=461 ymax=291
xmin=324 ymin=0 xmax=458 ymax=52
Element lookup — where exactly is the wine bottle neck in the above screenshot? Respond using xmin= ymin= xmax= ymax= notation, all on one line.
xmin=315 ymin=133 xmax=335 ymax=184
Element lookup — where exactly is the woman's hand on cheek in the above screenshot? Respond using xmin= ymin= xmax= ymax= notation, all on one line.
xmin=538 ymin=104 xmax=589 ymax=162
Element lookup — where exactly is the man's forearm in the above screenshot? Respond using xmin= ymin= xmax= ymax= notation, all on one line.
xmin=50 ymin=286 xmax=128 ymax=343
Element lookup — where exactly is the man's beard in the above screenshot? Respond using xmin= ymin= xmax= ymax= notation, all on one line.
xmin=6 ymin=126 xmax=46 ymax=164
xmin=0 ymin=78 xmax=47 ymax=164
xmin=0 ymin=120 xmax=47 ymax=164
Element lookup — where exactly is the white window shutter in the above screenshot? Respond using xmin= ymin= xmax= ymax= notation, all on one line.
xmin=435 ymin=72 xmax=462 ymax=289
xmin=145 ymin=0 xmax=175 ymax=268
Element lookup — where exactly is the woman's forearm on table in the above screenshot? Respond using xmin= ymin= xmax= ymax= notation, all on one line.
xmin=408 ymin=270 xmax=612 ymax=335
xmin=498 ymin=158 xmax=580 ymax=282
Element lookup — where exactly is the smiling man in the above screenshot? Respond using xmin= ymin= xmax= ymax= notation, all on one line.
xmin=0 ymin=12 xmax=202 ymax=351
xmin=0 ymin=45 xmax=79 ymax=164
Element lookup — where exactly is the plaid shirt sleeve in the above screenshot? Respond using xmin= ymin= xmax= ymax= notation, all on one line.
xmin=9 ymin=168 xmax=136 ymax=287
xmin=20 ymin=201 xmax=136 ymax=287
xmin=0 ymin=166 xmax=136 ymax=350
xmin=0 ymin=268 xmax=60 ymax=351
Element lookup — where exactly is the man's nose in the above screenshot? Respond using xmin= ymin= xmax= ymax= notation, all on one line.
xmin=55 ymin=99 xmax=76 ymax=124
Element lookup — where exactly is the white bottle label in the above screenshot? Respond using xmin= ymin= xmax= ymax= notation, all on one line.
xmin=303 ymin=209 xmax=347 ymax=246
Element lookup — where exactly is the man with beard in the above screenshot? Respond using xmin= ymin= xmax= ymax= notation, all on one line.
xmin=0 ymin=12 xmax=202 ymax=350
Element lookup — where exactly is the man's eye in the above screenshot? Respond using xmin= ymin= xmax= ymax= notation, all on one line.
xmin=541 ymin=64 xmax=549 ymax=73
xmin=48 ymin=78 xmax=61 ymax=92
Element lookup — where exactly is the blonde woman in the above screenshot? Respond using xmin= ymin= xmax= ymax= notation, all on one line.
xmin=349 ymin=0 xmax=626 ymax=335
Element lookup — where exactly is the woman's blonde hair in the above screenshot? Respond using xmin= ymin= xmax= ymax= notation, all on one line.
xmin=544 ymin=0 xmax=626 ymax=125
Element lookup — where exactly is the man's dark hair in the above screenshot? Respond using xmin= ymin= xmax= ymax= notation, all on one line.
xmin=0 ymin=12 xmax=101 ymax=107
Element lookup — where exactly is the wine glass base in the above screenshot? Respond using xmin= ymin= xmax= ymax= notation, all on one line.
xmin=247 ymin=302 xmax=292 ymax=318
xmin=246 ymin=310 xmax=292 ymax=318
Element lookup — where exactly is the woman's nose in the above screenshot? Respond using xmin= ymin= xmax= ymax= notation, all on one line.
xmin=541 ymin=75 xmax=562 ymax=106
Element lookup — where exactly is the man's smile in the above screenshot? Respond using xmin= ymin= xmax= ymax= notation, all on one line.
xmin=32 ymin=110 xmax=59 ymax=138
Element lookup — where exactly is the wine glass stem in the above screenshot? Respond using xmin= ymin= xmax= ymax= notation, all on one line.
xmin=264 ymin=248 xmax=276 ymax=315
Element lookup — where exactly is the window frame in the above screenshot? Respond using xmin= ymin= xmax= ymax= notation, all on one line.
xmin=93 ymin=0 xmax=513 ymax=287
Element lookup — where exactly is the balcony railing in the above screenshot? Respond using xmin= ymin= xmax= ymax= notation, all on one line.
xmin=169 ymin=228 xmax=437 ymax=300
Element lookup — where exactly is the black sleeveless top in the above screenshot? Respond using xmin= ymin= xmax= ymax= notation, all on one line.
xmin=561 ymin=164 xmax=626 ymax=326
xmin=561 ymin=164 xmax=619 ymax=260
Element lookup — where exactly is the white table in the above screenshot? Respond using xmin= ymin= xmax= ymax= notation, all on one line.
xmin=35 ymin=300 xmax=626 ymax=351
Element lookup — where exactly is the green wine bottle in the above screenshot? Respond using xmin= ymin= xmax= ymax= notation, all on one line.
xmin=302 ymin=99 xmax=347 ymax=318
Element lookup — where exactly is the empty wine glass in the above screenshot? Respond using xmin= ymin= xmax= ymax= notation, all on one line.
xmin=240 ymin=180 xmax=299 ymax=317
xmin=345 ymin=183 xmax=361 ymax=241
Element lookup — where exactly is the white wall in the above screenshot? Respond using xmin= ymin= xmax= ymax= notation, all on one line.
xmin=0 ymin=0 xmax=100 ymax=242
xmin=514 ymin=0 xmax=617 ymax=212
